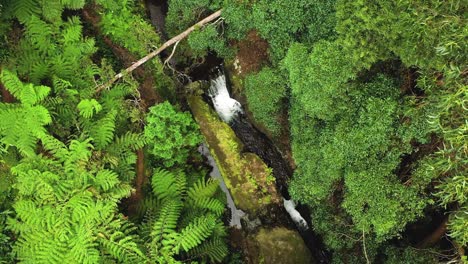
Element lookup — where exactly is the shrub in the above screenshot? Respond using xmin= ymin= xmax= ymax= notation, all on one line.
xmin=145 ymin=102 xmax=202 ymax=167
xmin=244 ymin=67 xmax=287 ymax=136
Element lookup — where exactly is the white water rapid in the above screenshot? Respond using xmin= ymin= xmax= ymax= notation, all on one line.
xmin=284 ymin=199 xmax=309 ymax=231
xmin=208 ymin=73 xmax=243 ymax=123
xmin=207 ymin=70 xmax=310 ymax=231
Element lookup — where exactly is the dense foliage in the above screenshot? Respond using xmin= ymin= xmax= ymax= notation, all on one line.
xmin=0 ymin=1 xmax=228 ymax=263
xmin=164 ymin=0 xmax=467 ymax=262
xmin=0 ymin=0 xmax=466 ymax=263
xmin=244 ymin=67 xmax=286 ymax=136
xmin=144 ymin=101 xmax=202 ymax=168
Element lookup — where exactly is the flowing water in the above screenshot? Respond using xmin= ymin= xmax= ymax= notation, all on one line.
xmin=206 ymin=68 xmax=330 ymax=263
xmin=198 ymin=143 xmax=245 ymax=228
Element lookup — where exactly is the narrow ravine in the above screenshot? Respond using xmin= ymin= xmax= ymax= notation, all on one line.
xmin=206 ymin=69 xmax=330 ymax=263
xmin=145 ymin=5 xmax=330 ymax=263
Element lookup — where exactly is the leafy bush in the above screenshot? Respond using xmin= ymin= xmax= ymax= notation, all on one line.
xmin=284 ymin=41 xmax=358 ymax=120
xmin=289 ymin=75 xmax=432 ymax=246
xmin=244 ymin=67 xmax=287 ymax=136
xmin=145 ymin=102 xmax=202 ymax=167
xmin=188 ymin=24 xmax=233 ymax=58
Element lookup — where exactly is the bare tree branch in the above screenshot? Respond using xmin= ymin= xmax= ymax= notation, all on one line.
xmin=96 ymin=9 xmax=223 ymax=94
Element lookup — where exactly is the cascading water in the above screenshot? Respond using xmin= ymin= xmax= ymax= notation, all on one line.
xmin=284 ymin=199 xmax=309 ymax=231
xmin=198 ymin=143 xmax=245 ymax=228
xmin=207 ymin=69 xmax=310 ymax=231
xmin=208 ymin=73 xmax=243 ymax=123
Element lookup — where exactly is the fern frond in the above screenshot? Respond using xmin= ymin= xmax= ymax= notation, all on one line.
xmin=189 ymin=197 xmax=225 ymax=216
xmin=52 ymin=76 xmax=73 ymax=92
xmin=187 ymin=178 xmax=220 ymax=200
xmin=24 ymin=15 xmax=54 ymax=53
xmin=61 ymin=17 xmax=83 ymax=44
xmin=0 ymin=104 xmax=51 ymax=157
xmin=115 ymin=132 xmax=147 ymax=151
xmin=87 ymin=110 xmax=116 ymax=149
xmin=77 ymin=99 xmax=102 ymax=119
xmin=93 ymin=169 xmax=119 ymax=191
xmin=151 ymin=169 xmax=182 ymax=200
xmin=61 ymin=0 xmax=86 ymax=10
xmin=67 ymin=226 xmax=100 ymax=264
xmin=19 ymin=84 xmax=51 ymax=106
xmin=39 ymin=134 xmax=68 ymax=158
xmin=186 ymin=238 xmax=228 ymax=263
xmin=1 ymin=69 xmax=24 ymax=99
xmin=8 ymin=0 xmax=41 ymax=23
xmin=41 ymin=0 xmax=63 ymax=22
xmin=173 ymin=214 xmax=216 ymax=254
xmin=151 ymin=199 xmax=183 ymax=252
xmin=98 ymin=230 xmax=147 ymax=263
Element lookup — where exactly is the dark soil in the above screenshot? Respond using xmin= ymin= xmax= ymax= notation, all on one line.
xmin=233 ymin=30 xmax=269 ymax=76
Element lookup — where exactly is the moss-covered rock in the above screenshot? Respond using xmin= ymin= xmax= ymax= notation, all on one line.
xmin=187 ymin=94 xmax=280 ymax=216
xmin=246 ymin=227 xmax=315 ymax=264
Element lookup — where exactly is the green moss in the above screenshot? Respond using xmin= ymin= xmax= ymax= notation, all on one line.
xmin=247 ymin=227 xmax=315 ymax=264
xmin=187 ymin=95 xmax=280 ymax=215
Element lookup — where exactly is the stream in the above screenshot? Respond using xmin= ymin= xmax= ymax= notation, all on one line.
xmin=144 ymin=3 xmax=330 ymax=262
xmin=206 ymin=69 xmax=330 ymax=263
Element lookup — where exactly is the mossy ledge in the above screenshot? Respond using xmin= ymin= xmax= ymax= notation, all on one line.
xmin=187 ymin=93 xmax=280 ymax=216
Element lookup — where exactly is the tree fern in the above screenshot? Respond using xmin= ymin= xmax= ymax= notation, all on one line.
xmin=9 ymin=138 xmax=142 ymax=263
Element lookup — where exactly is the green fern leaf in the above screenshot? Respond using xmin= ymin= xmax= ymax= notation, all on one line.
xmin=86 ymin=110 xmax=116 ymax=149
xmin=99 ymin=230 xmax=147 ymax=263
xmin=151 ymin=199 xmax=183 ymax=252
xmin=173 ymin=214 xmax=216 ymax=254
xmin=41 ymin=0 xmax=63 ymax=22
xmin=189 ymin=197 xmax=225 ymax=216
xmin=8 ymin=0 xmax=41 ymax=23
xmin=61 ymin=0 xmax=86 ymax=10
xmin=151 ymin=169 xmax=182 ymax=200
xmin=187 ymin=238 xmax=228 ymax=263
xmin=94 ymin=169 xmax=120 ymax=192
xmin=187 ymin=178 xmax=220 ymax=200
xmin=77 ymin=99 xmax=102 ymax=119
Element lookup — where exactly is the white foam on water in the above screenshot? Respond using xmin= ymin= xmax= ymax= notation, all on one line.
xmin=208 ymin=73 xmax=243 ymax=123
xmin=284 ymin=198 xmax=309 ymax=231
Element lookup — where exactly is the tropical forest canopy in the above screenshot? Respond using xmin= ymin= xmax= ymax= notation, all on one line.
xmin=0 ymin=0 xmax=466 ymax=263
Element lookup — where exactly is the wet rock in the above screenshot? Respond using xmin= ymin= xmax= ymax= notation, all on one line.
xmin=246 ymin=227 xmax=315 ymax=264
xmin=187 ymin=93 xmax=281 ymax=216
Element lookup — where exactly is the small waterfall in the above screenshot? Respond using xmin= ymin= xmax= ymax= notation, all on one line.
xmin=198 ymin=144 xmax=245 ymax=228
xmin=207 ymin=69 xmax=310 ymax=232
xmin=208 ymin=73 xmax=243 ymax=123
xmin=284 ymin=199 xmax=309 ymax=231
